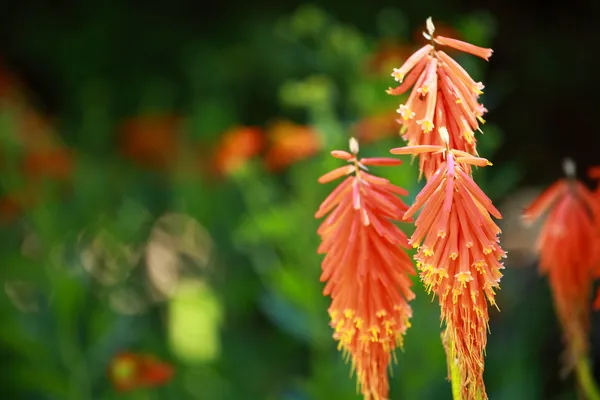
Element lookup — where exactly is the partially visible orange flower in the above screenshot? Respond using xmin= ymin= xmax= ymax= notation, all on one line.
xmin=352 ymin=111 xmax=399 ymax=144
xmin=108 ymin=352 xmax=174 ymax=392
xmin=21 ymin=147 xmax=74 ymax=182
xmin=211 ymin=126 xmax=264 ymax=177
xmin=119 ymin=115 xmax=183 ymax=170
xmin=387 ymin=21 xmax=492 ymax=179
xmin=0 ymin=192 xmax=28 ymax=224
xmin=364 ymin=40 xmax=416 ymax=77
xmin=264 ymin=120 xmax=322 ymax=171
xmin=316 ymin=138 xmax=415 ymax=400
xmin=589 ymin=166 xmax=600 ymax=201
xmin=524 ymin=162 xmax=600 ymax=369
xmin=391 ymin=143 xmax=504 ymax=399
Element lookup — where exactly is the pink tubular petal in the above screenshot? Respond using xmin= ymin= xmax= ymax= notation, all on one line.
xmin=434 ymin=36 xmax=493 ymax=61
xmin=318 ymin=165 xmax=356 ymax=184
xmin=455 ymin=156 xmax=492 ymax=167
xmin=522 ymin=180 xmax=568 ymax=224
xmin=360 ymin=157 xmax=403 ymax=166
xmin=331 ymin=150 xmax=353 ymax=160
xmin=390 ymin=145 xmax=444 ymax=155
xmin=387 ymin=56 xmax=429 ymax=96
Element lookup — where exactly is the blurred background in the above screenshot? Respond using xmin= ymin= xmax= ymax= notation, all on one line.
xmin=0 ymin=0 xmax=599 ymax=399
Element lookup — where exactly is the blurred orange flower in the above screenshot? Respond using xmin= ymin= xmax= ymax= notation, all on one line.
xmin=119 ymin=115 xmax=183 ymax=170
xmin=0 ymin=186 xmax=38 ymax=224
xmin=211 ymin=126 xmax=264 ymax=176
xmin=21 ymin=147 xmax=74 ymax=182
xmin=523 ymin=169 xmax=600 ymax=370
xmin=108 ymin=352 xmax=174 ymax=392
xmin=365 ymin=40 xmax=416 ymax=77
xmin=352 ymin=110 xmax=399 ymax=144
xmin=264 ymin=120 xmax=321 ymax=171
xmin=316 ymin=139 xmax=415 ymax=400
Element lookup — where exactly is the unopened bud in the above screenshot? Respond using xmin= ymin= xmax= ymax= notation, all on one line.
xmin=562 ymin=157 xmax=576 ymax=178
xmin=426 ymin=17 xmax=435 ymax=37
xmin=349 ymin=137 xmax=360 ymax=155
xmin=438 ymin=126 xmax=449 ymax=145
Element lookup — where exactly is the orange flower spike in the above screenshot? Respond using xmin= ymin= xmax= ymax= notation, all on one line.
xmin=523 ymin=159 xmax=600 ymax=368
xmin=316 ymin=137 xmax=415 ymax=400
xmin=393 ymin=132 xmax=504 ymax=399
xmin=388 ymin=17 xmax=493 ymax=179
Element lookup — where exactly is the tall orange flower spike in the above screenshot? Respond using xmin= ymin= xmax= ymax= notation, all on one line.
xmin=391 ymin=133 xmax=505 ymax=400
xmin=316 ymin=137 xmax=415 ymax=400
xmin=387 ymin=18 xmax=492 ymax=179
xmin=523 ymin=159 xmax=600 ymax=370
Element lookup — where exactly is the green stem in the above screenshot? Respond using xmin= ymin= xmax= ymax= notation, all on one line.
xmin=576 ymin=356 xmax=600 ymax=400
xmin=444 ymin=330 xmax=462 ymax=400
xmin=449 ymin=355 xmax=462 ymax=400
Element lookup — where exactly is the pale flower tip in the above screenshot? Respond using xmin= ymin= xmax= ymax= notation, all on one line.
xmin=563 ymin=157 xmax=576 ymax=178
xmin=438 ymin=126 xmax=450 ymax=144
xmin=349 ymin=137 xmax=360 ymax=155
xmin=426 ymin=17 xmax=435 ymax=37
xmin=391 ymin=68 xmax=404 ymax=83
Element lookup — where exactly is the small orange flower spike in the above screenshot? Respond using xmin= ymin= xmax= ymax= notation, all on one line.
xmin=524 ymin=159 xmax=600 ymax=370
xmin=391 ymin=138 xmax=504 ymax=400
xmin=316 ymin=138 xmax=415 ymax=400
xmin=387 ymin=18 xmax=492 ymax=179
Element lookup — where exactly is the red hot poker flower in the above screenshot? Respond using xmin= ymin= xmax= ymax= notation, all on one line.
xmin=391 ymin=142 xmax=504 ymax=400
xmin=387 ymin=18 xmax=492 ymax=179
xmin=316 ymin=138 xmax=415 ymax=400
xmin=523 ymin=160 xmax=600 ymax=369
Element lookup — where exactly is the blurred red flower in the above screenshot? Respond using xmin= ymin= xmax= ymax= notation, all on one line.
xmin=523 ymin=169 xmax=600 ymax=370
xmin=211 ymin=126 xmax=264 ymax=176
xmin=119 ymin=115 xmax=183 ymax=170
xmin=21 ymin=147 xmax=74 ymax=182
xmin=352 ymin=110 xmax=399 ymax=144
xmin=264 ymin=120 xmax=322 ymax=171
xmin=108 ymin=352 xmax=174 ymax=392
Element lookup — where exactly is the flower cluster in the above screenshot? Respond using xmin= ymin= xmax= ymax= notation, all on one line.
xmin=387 ymin=18 xmax=490 ymax=180
xmin=522 ymin=160 xmax=600 ymax=371
xmin=315 ymin=17 xmax=503 ymax=400
xmin=316 ymin=138 xmax=415 ymax=400
xmin=386 ymin=18 xmax=503 ymax=399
